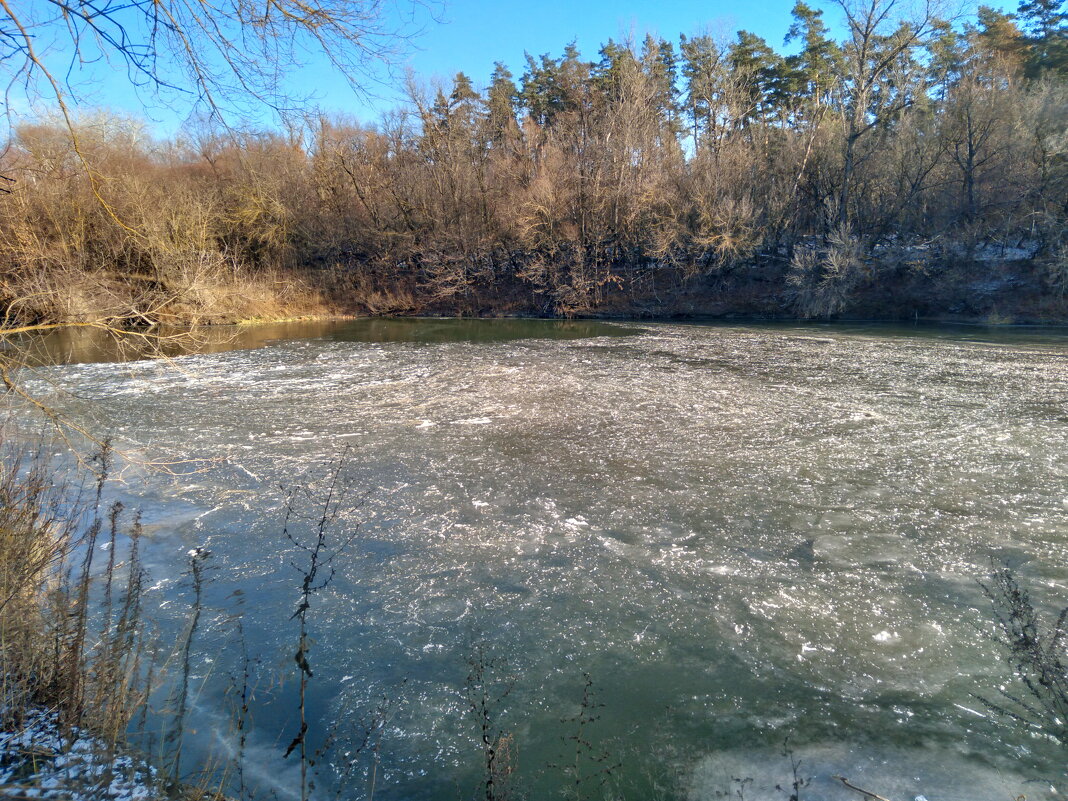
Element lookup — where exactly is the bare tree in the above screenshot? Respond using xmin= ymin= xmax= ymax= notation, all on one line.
xmin=0 ymin=0 xmax=431 ymax=221
xmin=831 ymin=0 xmax=942 ymax=229
xmin=0 ymin=0 xmax=428 ymax=123
xmin=1 ymin=1 xmax=1064 ymax=335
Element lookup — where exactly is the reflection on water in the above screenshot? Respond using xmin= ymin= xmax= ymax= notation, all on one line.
xmin=14 ymin=318 xmax=1068 ymax=800
xmin=6 ymin=321 xmax=322 ymax=366
xmin=326 ymin=317 xmax=645 ymax=344
xmin=15 ymin=317 xmax=644 ymax=365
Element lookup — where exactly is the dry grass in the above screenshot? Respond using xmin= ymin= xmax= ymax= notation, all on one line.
xmin=0 ymin=435 xmax=150 ymax=769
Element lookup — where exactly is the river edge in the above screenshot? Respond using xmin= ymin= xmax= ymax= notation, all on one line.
xmin=19 ymin=310 xmax=1068 ymax=369
xmin=8 ymin=250 xmax=1068 ymax=347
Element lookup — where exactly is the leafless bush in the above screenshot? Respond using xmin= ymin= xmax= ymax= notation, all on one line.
xmin=978 ymin=563 xmax=1068 ymax=747
xmin=549 ymin=673 xmax=620 ymax=801
xmin=785 ymin=226 xmax=866 ymax=318
xmin=280 ymin=453 xmax=363 ymax=801
xmin=1045 ymin=246 xmax=1068 ymax=297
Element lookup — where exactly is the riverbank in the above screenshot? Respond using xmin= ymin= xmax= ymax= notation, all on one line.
xmin=8 ymin=252 xmax=1064 ymax=341
xmin=0 ymin=710 xmax=158 ymax=801
xmin=329 ymin=250 xmax=1068 ymax=325
xmin=209 ymin=245 xmax=1068 ymax=328
xmin=0 ymin=441 xmax=228 ymax=801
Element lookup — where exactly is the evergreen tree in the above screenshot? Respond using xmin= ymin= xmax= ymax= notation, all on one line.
xmin=679 ymin=33 xmax=721 ymax=148
xmin=449 ymin=72 xmax=482 ymax=141
xmin=641 ymin=35 xmax=682 ymax=136
xmin=975 ymin=5 xmax=1030 ymax=70
xmin=927 ymin=19 xmax=966 ymax=99
xmin=784 ymin=1 xmax=841 ymax=107
xmin=557 ymin=41 xmax=594 ymax=110
xmin=865 ymin=22 xmax=929 ymax=126
xmin=593 ymin=39 xmax=636 ymax=102
xmin=728 ymin=31 xmax=785 ymax=126
xmin=428 ymin=88 xmax=451 ymax=136
xmin=487 ymin=63 xmax=520 ymax=145
xmin=520 ymin=52 xmax=562 ymax=126
xmin=1017 ymin=0 xmax=1068 ymax=76
xmin=520 ymin=42 xmax=591 ymax=126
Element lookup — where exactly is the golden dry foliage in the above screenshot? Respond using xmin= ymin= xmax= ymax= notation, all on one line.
xmin=0 ymin=15 xmax=1066 ymax=323
xmin=0 ymin=118 xmax=333 ymax=329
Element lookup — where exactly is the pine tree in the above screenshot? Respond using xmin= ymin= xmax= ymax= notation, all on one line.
xmin=728 ymin=31 xmax=785 ymax=127
xmin=593 ymin=39 xmax=636 ymax=102
xmin=1017 ymin=0 xmax=1068 ymax=76
xmin=975 ymin=5 xmax=1030 ymax=71
xmin=520 ymin=43 xmax=591 ymax=126
xmin=926 ymin=19 xmax=966 ymax=99
xmin=520 ymin=52 xmax=561 ymax=126
xmin=449 ymin=72 xmax=482 ymax=140
xmin=784 ymin=1 xmax=842 ymax=108
xmin=487 ymin=63 xmax=520 ymax=146
xmin=679 ymin=33 xmax=721 ymax=149
xmin=641 ymin=35 xmax=682 ymax=136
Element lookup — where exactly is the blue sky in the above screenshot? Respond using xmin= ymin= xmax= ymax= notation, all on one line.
xmin=325 ymin=0 xmax=795 ymax=125
xmin=13 ymin=0 xmax=1013 ymax=136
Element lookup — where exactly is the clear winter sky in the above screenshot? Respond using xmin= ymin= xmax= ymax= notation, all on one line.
xmin=18 ymin=0 xmax=1016 ymax=136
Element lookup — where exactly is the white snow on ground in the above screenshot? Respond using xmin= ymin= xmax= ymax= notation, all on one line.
xmin=0 ymin=710 xmax=159 ymax=801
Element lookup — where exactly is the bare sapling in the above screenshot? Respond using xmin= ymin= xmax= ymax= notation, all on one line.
xmin=164 ymin=546 xmax=212 ymax=793
xmin=281 ymin=451 xmax=362 ymax=801
xmin=549 ymin=673 xmax=620 ymax=801
xmin=466 ymin=643 xmax=517 ymax=801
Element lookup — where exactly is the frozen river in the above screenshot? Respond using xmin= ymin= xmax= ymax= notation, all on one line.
xmin=22 ymin=318 xmax=1068 ymax=800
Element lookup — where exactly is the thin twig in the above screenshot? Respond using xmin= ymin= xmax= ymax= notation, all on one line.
xmin=832 ymin=775 xmax=893 ymax=801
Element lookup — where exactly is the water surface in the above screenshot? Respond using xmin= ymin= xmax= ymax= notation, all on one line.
xmin=18 ymin=318 xmax=1068 ymax=800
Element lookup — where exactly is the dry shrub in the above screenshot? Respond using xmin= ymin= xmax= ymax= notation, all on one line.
xmin=0 ymin=436 xmax=148 ymax=748
xmin=785 ymin=226 xmax=866 ymax=318
xmin=1045 ymin=245 xmax=1068 ymax=298
xmin=685 ymin=148 xmax=764 ymax=270
xmin=0 ymin=118 xmax=330 ymax=328
xmin=0 ymin=442 xmax=79 ymax=699
xmin=355 ymin=288 xmax=418 ymax=315
xmin=1 ymin=35 xmax=1065 ymax=324
xmin=1036 ymin=212 xmax=1068 ymax=299
xmin=692 ymin=192 xmax=761 ymax=267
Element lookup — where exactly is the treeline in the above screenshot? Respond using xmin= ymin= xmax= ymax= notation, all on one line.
xmin=1 ymin=0 xmax=1067 ymax=324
